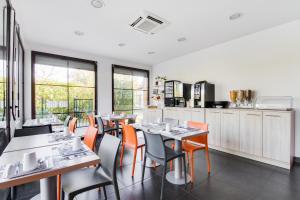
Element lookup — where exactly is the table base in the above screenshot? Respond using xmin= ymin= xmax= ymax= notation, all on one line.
xmin=166 ymin=171 xmax=191 ymax=185
xmin=144 ymin=158 xmax=160 ymax=168
xmin=31 ymin=176 xmax=57 ymax=200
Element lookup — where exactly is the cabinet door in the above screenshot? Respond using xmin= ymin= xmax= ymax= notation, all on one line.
xmin=143 ymin=109 xmax=162 ymax=122
xmin=206 ymin=110 xmax=221 ymax=147
xmin=191 ymin=110 xmax=205 ymax=123
xmin=263 ymin=112 xmax=291 ymax=163
xmin=221 ymin=110 xmax=240 ymax=151
xmin=163 ymin=108 xmax=173 ymax=119
xmin=178 ymin=109 xmax=192 ymax=125
xmin=240 ymin=111 xmax=262 ymax=156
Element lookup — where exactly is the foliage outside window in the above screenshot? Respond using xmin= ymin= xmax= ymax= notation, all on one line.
xmin=32 ymin=52 xmax=97 ymax=126
xmin=112 ymin=65 xmax=149 ymax=121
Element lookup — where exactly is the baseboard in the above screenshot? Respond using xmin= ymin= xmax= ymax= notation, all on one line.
xmin=294 ymin=157 xmax=300 ymax=164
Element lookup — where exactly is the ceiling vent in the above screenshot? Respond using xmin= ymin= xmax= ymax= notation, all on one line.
xmin=130 ymin=11 xmax=169 ymax=35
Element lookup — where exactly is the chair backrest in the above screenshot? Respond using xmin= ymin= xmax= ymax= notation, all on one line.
xmin=98 ymin=134 xmax=121 ymax=179
xmin=68 ymin=117 xmax=77 ymax=133
xmin=83 ymin=126 xmax=98 ymax=151
xmin=15 ymin=125 xmax=52 ymax=137
xmin=87 ymin=114 xmax=96 ymax=127
xmin=143 ymin=131 xmax=166 ymax=159
xmin=95 ymin=116 xmax=105 ymax=134
xmin=187 ymin=121 xmax=208 ymax=144
xmin=122 ymin=125 xmax=138 ymax=147
xmin=64 ymin=116 xmax=71 ymax=127
xmin=163 ymin=118 xmax=179 ymax=127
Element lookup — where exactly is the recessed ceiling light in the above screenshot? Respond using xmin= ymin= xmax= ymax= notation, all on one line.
xmin=118 ymin=43 xmax=126 ymax=47
xmin=91 ymin=0 xmax=105 ymax=8
xmin=148 ymin=51 xmax=155 ymax=55
xmin=177 ymin=37 xmax=187 ymax=42
xmin=229 ymin=13 xmax=243 ymax=20
xmin=74 ymin=30 xmax=84 ymax=36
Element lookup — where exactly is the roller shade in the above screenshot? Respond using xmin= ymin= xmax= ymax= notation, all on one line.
xmin=113 ymin=66 xmax=148 ymax=78
xmin=35 ymin=54 xmax=95 ymax=71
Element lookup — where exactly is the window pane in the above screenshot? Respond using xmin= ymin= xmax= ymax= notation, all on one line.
xmin=114 ymin=89 xmax=133 ymax=111
xmin=35 ymin=64 xmax=68 ymax=85
xmin=68 ymin=68 xmax=95 ymax=87
xmin=35 ymin=85 xmax=68 ymax=117
xmin=114 ymin=73 xmax=132 ymax=89
xmin=133 ymin=90 xmax=148 ymax=109
xmin=133 ymin=76 xmax=148 ymax=90
xmin=69 ymin=87 xmax=95 ymax=113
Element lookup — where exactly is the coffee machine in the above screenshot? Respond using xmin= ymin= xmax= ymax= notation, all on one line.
xmin=164 ymin=80 xmax=191 ymax=107
xmin=194 ymin=81 xmax=215 ymax=108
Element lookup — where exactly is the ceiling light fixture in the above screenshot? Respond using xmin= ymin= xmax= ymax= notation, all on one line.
xmin=91 ymin=0 xmax=105 ymax=8
xmin=177 ymin=37 xmax=187 ymax=42
xmin=74 ymin=30 xmax=84 ymax=36
xmin=148 ymin=51 xmax=155 ymax=55
xmin=229 ymin=12 xmax=243 ymax=20
xmin=118 ymin=43 xmax=126 ymax=47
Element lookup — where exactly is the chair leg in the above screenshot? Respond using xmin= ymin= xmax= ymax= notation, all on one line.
xmin=205 ymin=147 xmax=211 ymax=174
xmin=57 ymin=174 xmax=61 ymax=200
xmin=119 ymin=144 xmax=125 ymax=167
xmin=160 ymin=166 xmax=167 ymax=200
xmin=183 ymin=155 xmax=187 ymax=189
xmin=190 ymin=152 xmax=195 ymax=182
xmin=142 ymin=154 xmax=146 ymax=183
xmin=103 ymin=186 xmax=107 ymax=200
xmin=61 ymin=191 xmax=65 ymax=200
xmin=140 ymin=147 xmax=143 ymax=161
xmin=132 ymin=148 xmax=138 ymax=176
xmin=113 ymin=181 xmax=120 ymax=200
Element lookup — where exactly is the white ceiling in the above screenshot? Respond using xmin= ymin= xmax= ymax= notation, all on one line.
xmin=11 ymin=0 xmax=300 ymax=65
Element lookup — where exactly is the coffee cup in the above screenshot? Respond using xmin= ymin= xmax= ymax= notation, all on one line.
xmin=183 ymin=121 xmax=188 ymax=128
xmin=23 ymin=152 xmax=37 ymax=172
xmin=72 ymin=137 xmax=81 ymax=151
xmin=63 ymin=127 xmax=70 ymax=136
xmin=3 ymin=164 xmax=15 ymax=179
xmin=165 ymin=123 xmax=171 ymax=132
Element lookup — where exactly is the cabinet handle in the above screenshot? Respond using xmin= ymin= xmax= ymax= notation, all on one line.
xmin=223 ymin=112 xmax=234 ymax=115
xmin=247 ymin=114 xmax=261 ymax=116
xmin=265 ymin=114 xmax=281 ymax=117
xmin=210 ymin=112 xmax=220 ymax=114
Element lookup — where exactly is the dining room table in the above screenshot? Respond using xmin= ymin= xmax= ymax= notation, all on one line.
xmin=0 ymin=132 xmax=100 ymax=200
xmin=95 ymin=114 xmax=136 ymax=137
xmin=131 ymin=122 xmax=209 ymax=185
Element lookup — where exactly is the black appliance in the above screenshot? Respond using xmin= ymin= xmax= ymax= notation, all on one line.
xmin=194 ymin=81 xmax=215 ymax=108
xmin=164 ymin=80 xmax=191 ymax=107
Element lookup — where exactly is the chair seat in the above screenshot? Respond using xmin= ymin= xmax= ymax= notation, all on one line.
xmin=182 ymin=140 xmax=206 ymax=152
xmin=62 ymin=167 xmax=112 ymax=196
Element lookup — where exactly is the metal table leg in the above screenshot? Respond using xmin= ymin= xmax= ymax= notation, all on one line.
xmin=166 ymin=140 xmax=191 ymax=185
xmin=31 ymin=176 xmax=57 ymax=200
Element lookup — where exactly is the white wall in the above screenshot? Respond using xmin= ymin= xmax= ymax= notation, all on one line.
xmin=24 ymin=42 xmax=152 ymax=120
xmin=153 ymin=19 xmax=300 ymax=157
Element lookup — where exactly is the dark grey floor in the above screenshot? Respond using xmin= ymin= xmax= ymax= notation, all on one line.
xmin=13 ymin=146 xmax=300 ymax=200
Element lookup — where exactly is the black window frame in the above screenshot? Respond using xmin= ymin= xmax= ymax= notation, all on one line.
xmin=112 ymin=64 xmax=149 ymax=114
xmin=31 ymin=51 xmax=98 ymax=122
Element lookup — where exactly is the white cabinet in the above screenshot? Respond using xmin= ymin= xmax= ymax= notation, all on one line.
xmin=239 ymin=110 xmax=262 ymax=156
xmin=263 ymin=111 xmax=292 ymax=163
xmin=206 ymin=109 xmax=221 ymax=147
xmin=178 ymin=109 xmax=192 ymax=125
xmin=163 ymin=108 xmax=177 ymax=119
xmin=191 ymin=109 xmax=205 ymax=123
xmin=221 ymin=110 xmax=240 ymax=151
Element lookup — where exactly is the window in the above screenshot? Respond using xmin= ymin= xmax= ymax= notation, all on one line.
xmin=32 ymin=52 xmax=97 ymax=126
xmin=0 ymin=46 xmax=6 ymax=122
xmin=112 ymin=65 xmax=149 ymax=120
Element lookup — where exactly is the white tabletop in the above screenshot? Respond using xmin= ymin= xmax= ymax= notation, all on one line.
xmin=131 ymin=123 xmax=209 ymax=141
xmin=23 ymin=118 xmax=63 ymax=127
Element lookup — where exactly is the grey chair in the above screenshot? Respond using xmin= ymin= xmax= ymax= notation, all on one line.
xmin=96 ymin=116 xmax=119 ymax=135
xmin=142 ymin=131 xmax=187 ymax=200
xmin=15 ymin=125 xmax=52 ymax=137
xmin=61 ymin=134 xmax=121 ymax=200
xmin=63 ymin=116 xmax=71 ymax=127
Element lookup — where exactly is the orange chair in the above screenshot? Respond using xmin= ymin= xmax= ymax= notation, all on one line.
xmin=83 ymin=126 xmax=98 ymax=151
xmin=170 ymin=121 xmax=210 ymax=182
xmin=68 ymin=117 xmax=77 ymax=133
xmin=87 ymin=114 xmax=97 ymax=128
xmin=183 ymin=121 xmax=210 ymax=182
xmin=120 ymin=125 xmax=145 ymax=176
xmin=57 ymin=125 xmax=98 ymax=200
